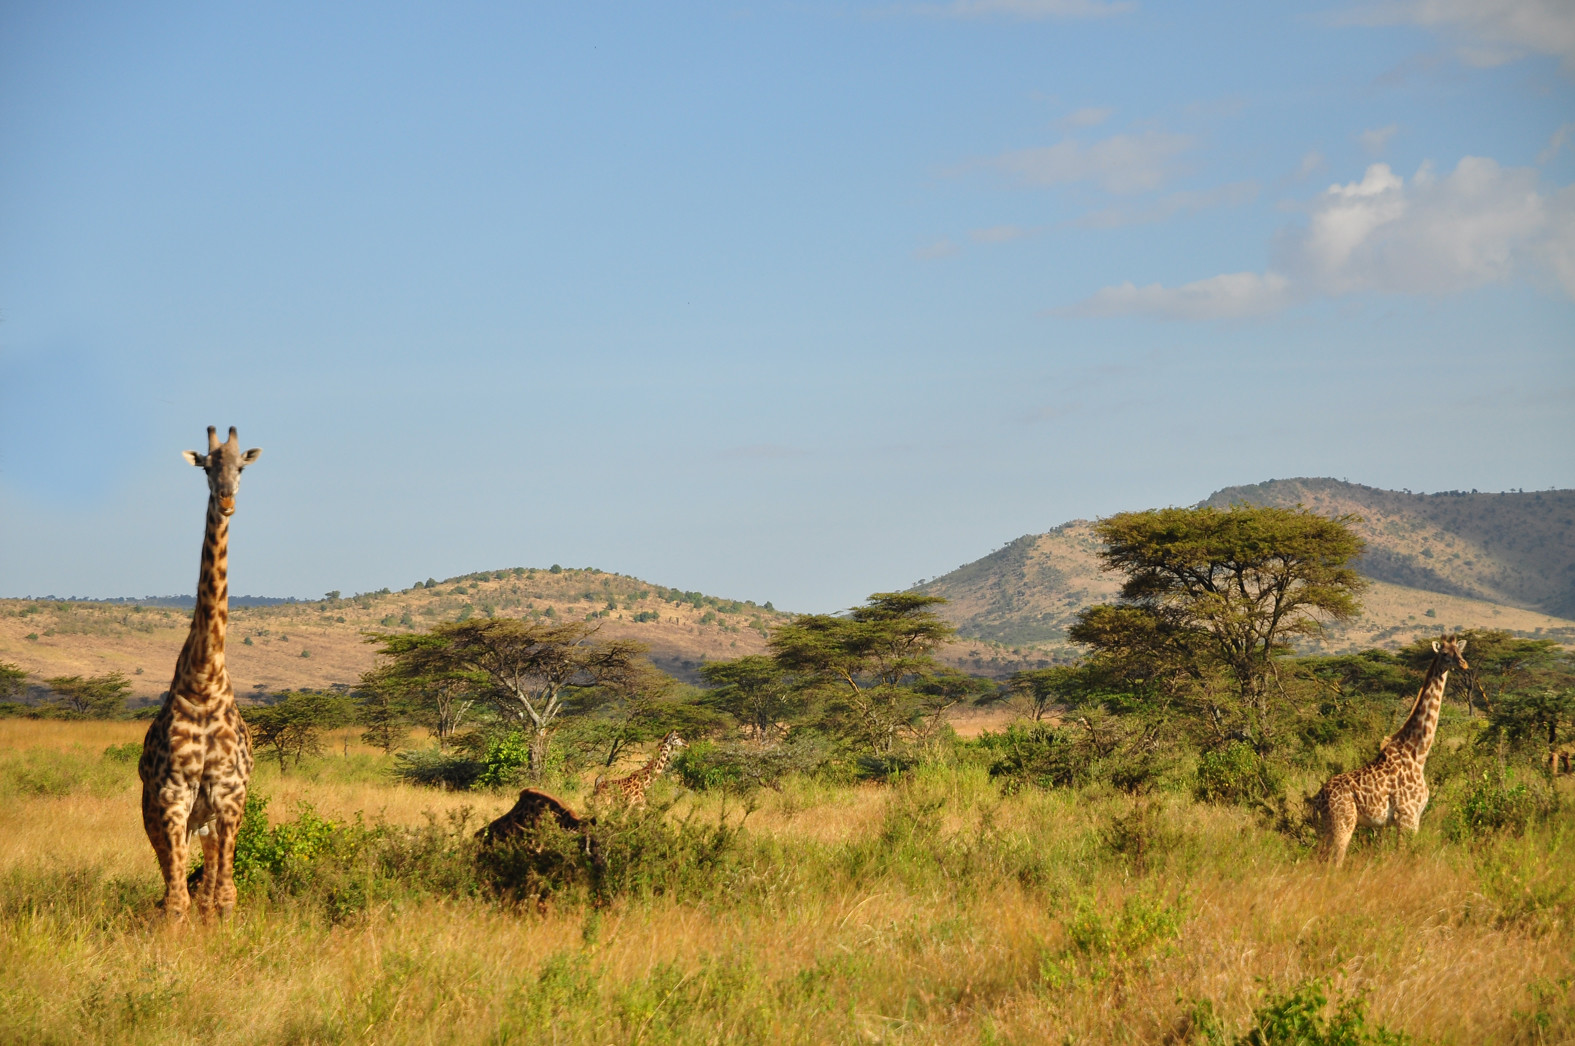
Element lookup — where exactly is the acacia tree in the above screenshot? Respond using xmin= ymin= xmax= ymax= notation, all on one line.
xmin=0 ymin=661 xmax=26 ymax=701
xmin=246 ymin=690 xmax=355 ymax=772
xmin=1070 ymin=505 xmax=1366 ymax=744
xmin=770 ymin=593 xmax=955 ymax=755
xmin=357 ymin=639 xmax=480 ymax=752
xmin=374 ymin=618 xmax=649 ymax=778
xmin=46 ymin=671 xmax=132 ymax=719
xmin=697 ymin=655 xmax=801 ymax=742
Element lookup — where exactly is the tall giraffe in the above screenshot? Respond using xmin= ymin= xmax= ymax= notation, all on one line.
xmin=593 ymin=731 xmax=688 ymax=806
xmin=1313 ymin=636 xmax=1468 ymax=866
xmin=138 ymin=426 xmax=261 ymax=921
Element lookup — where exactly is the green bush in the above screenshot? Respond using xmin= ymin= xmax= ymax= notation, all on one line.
xmin=391 ymin=748 xmax=483 ymax=790
xmin=1443 ymin=770 xmax=1555 ymax=842
xmin=1189 ymin=977 xmax=1408 ymax=1045
xmin=1195 ymin=742 xmax=1280 ymax=807
xmin=476 ymin=732 xmax=532 ymax=789
xmin=102 ymin=742 xmax=142 ymax=763
xmin=675 ymin=736 xmax=832 ymax=794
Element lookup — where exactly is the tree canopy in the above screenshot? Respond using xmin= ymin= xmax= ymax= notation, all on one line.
xmin=369 ymin=618 xmax=652 ymax=777
xmin=1070 ymin=504 xmax=1367 ymax=744
xmin=769 ymin=592 xmax=956 ymax=754
xmin=46 ymin=671 xmax=132 ymax=719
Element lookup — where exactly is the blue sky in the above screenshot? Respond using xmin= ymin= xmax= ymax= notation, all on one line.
xmin=2 ymin=1 xmax=1571 ymax=611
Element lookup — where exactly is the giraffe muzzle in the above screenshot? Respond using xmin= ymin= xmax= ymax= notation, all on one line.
xmin=218 ymin=496 xmax=236 ymax=515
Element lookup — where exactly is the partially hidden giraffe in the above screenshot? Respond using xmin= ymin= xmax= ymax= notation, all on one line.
xmin=1312 ymin=636 xmax=1468 ymax=866
xmin=138 ymin=426 xmax=261 ymax=921
xmin=592 ymin=730 xmax=688 ymax=806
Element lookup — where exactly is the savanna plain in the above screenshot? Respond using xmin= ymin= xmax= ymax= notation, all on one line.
xmin=2 ymin=716 xmax=1571 ymax=1046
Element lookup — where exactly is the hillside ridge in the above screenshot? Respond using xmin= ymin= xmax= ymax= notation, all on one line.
xmin=918 ymin=479 xmax=1575 ymax=656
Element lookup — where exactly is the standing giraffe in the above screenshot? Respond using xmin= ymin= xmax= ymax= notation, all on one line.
xmin=138 ymin=426 xmax=261 ymax=921
xmin=593 ymin=731 xmax=688 ymax=806
xmin=1312 ymin=636 xmax=1468 ymax=866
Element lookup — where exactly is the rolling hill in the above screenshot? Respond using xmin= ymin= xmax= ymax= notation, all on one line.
xmin=0 ymin=566 xmax=794 ymax=704
xmin=917 ymin=480 xmax=1575 ymax=657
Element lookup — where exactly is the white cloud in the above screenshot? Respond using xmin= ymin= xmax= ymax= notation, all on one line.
xmin=970 ymin=224 xmax=1031 ymax=243
xmin=925 ymin=0 xmax=1135 ymax=19
xmin=1279 ymin=157 xmax=1550 ymax=294
xmin=1075 ymin=181 xmax=1258 ymax=228
xmin=914 ymin=238 xmax=962 ymax=260
xmin=1064 ymin=272 xmax=1292 ymax=319
xmin=1360 ymin=123 xmax=1399 ymax=154
xmin=1062 ymin=106 xmax=1114 ymax=128
xmin=1069 ymin=156 xmax=1575 ymax=317
xmin=1295 ymin=151 xmax=1328 ymax=180
xmin=1539 ymin=122 xmax=1575 ymax=164
xmin=1345 ymin=0 xmax=1575 ymax=74
xmin=985 ymin=131 xmax=1195 ymax=194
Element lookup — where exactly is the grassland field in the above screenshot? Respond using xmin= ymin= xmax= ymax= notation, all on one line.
xmin=1 ymin=717 xmax=1571 ymax=1045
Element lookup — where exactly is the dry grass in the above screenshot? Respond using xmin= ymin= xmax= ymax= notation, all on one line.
xmin=1 ymin=722 xmax=1571 ymax=1045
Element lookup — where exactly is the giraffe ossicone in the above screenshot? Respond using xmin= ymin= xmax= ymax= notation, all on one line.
xmin=138 ymin=425 xmax=261 ymax=922
xmin=1312 ymin=635 xmax=1467 ymax=867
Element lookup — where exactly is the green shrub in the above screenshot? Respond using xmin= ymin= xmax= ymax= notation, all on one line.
xmin=1443 ymin=770 xmax=1555 ymax=842
xmin=1195 ymin=742 xmax=1280 ymax=807
xmin=102 ymin=742 xmax=142 ymax=763
xmin=476 ymin=732 xmax=532 ymax=789
xmin=1196 ymin=978 xmax=1408 ymax=1045
xmin=981 ymin=723 xmax=1089 ymax=791
xmin=675 ymin=736 xmax=832 ymax=794
xmin=391 ymin=748 xmax=483 ymax=790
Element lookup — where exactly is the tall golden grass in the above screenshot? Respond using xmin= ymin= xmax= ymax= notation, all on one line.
xmin=0 ymin=721 xmax=1570 ymax=1044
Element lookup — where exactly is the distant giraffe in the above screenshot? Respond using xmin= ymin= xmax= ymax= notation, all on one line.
xmin=593 ymin=731 xmax=687 ymax=806
xmin=138 ymin=426 xmax=261 ymax=921
xmin=1312 ymin=636 xmax=1467 ymax=866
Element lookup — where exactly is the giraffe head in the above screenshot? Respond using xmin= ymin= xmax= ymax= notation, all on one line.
xmin=182 ymin=426 xmax=262 ymax=516
xmin=1432 ymin=635 xmax=1469 ymax=671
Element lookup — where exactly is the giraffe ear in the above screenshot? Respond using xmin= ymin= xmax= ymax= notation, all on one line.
xmin=1455 ymin=639 xmax=1466 ymax=654
xmin=241 ymin=448 xmax=262 ymax=466
xmin=1432 ymin=641 xmax=1441 ymax=653
xmin=182 ymin=451 xmax=208 ymax=467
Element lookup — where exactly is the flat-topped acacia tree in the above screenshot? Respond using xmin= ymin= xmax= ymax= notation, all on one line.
xmin=371 ymin=618 xmax=649 ymax=778
xmin=1070 ymin=504 xmax=1367 ymax=743
xmin=770 ymin=592 xmax=956 ymax=756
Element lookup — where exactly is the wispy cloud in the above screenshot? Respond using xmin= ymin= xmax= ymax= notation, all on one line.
xmin=1061 ymin=106 xmax=1114 ymax=129
xmin=1294 ymin=150 xmax=1328 ymax=181
xmin=1360 ymin=123 xmax=1399 ymax=154
xmin=720 ymin=444 xmax=810 ymax=460
xmin=1064 ymin=272 xmax=1291 ymax=319
xmin=1539 ymin=122 xmax=1575 ymax=164
xmin=1340 ymin=0 xmax=1575 ymax=75
xmin=914 ymin=238 xmax=962 ymax=260
xmin=969 ymin=224 xmax=1032 ymax=243
xmin=915 ymin=0 xmax=1135 ymax=19
xmin=1074 ymin=181 xmax=1258 ymax=228
xmin=1066 ymin=156 xmax=1575 ymax=318
xmin=982 ymin=130 xmax=1195 ymax=194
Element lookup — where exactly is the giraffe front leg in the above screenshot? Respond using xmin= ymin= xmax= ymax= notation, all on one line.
xmin=208 ymin=788 xmax=247 ymax=919
xmin=143 ymin=784 xmax=195 ymax=922
xmin=193 ymin=821 xmax=220 ymax=919
xmin=1322 ymin=790 xmax=1357 ymax=868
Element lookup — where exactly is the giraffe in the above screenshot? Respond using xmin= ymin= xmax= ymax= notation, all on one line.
xmin=1312 ymin=636 xmax=1468 ymax=866
xmin=138 ymin=426 xmax=261 ymax=921
xmin=592 ymin=730 xmax=687 ymax=806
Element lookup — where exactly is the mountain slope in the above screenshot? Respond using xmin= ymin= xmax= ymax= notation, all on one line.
xmin=919 ymin=481 xmax=1575 ymax=655
xmin=0 ymin=566 xmax=792 ymax=702
xmin=1200 ymin=479 xmax=1575 ymax=618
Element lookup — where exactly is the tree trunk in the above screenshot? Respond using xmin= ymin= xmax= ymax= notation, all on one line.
xmin=528 ymin=726 xmax=551 ymax=780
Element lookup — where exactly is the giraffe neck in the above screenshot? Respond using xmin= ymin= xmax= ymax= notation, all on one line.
xmin=173 ymin=495 xmax=230 ymax=696
xmin=640 ymin=739 xmax=677 ymax=782
xmin=1392 ymin=652 xmax=1450 ymax=759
